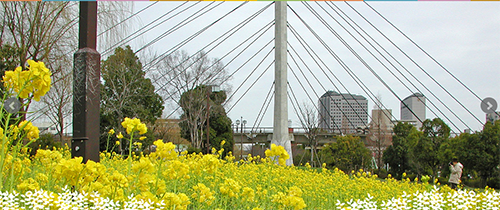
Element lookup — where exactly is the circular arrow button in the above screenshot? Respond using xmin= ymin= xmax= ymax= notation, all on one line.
xmin=4 ymin=97 xmax=21 ymax=114
xmin=481 ymin=97 xmax=497 ymax=114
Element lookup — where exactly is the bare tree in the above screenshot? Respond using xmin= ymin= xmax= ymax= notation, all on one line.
xmin=151 ymin=50 xmax=232 ymax=149
xmin=1 ymin=1 xmax=133 ymax=140
xmin=0 ymin=2 xmax=77 ymax=67
xmin=152 ymin=50 xmax=232 ymax=109
xmin=367 ymin=94 xmax=392 ymax=169
xmin=297 ymin=102 xmax=322 ymax=167
xmin=40 ymin=65 xmax=72 ymax=141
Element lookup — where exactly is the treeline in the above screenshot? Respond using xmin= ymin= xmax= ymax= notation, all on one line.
xmin=384 ymin=118 xmax=500 ymax=188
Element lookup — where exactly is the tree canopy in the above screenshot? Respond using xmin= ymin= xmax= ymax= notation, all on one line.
xmin=383 ymin=122 xmax=415 ymax=179
xmin=320 ymin=135 xmax=371 ymax=173
xmin=100 ymin=46 xmax=164 ymax=151
xmin=179 ymin=85 xmax=233 ymax=156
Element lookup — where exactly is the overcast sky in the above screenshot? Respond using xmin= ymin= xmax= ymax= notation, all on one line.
xmin=126 ymin=1 xmax=500 ymax=133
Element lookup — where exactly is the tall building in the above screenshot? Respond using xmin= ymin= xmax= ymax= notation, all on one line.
xmin=318 ymin=91 xmax=368 ymax=134
xmin=400 ymin=93 xmax=426 ymax=129
xmin=370 ymin=109 xmax=394 ymax=132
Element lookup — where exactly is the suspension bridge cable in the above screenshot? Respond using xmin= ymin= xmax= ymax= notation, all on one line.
xmin=165 ymin=106 xmax=182 ymax=120
xmin=287 ymin=65 xmax=344 ymax=135
xmin=102 ymin=1 xmax=194 ymax=55
xmin=287 ymin=84 xmax=308 ymax=132
xmin=251 ymin=83 xmax=274 ymax=132
xmin=351 ymin=2 xmax=483 ymax=125
xmin=224 ymin=47 xmax=274 ymax=108
xmin=255 ymin=88 xmax=275 ymax=132
xmin=288 ymin=6 xmax=390 ymax=118
xmin=149 ymin=18 xmax=272 ymax=94
xmin=227 ymin=60 xmax=274 ymax=113
xmin=98 ymin=1 xmax=158 ymax=37
xmin=146 ymin=3 xmax=273 ymax=90
xmin=290 ymin=7 xmax=409 ymax=139
xmin=316 ymin=2 xmax=463 ymax=132
xmin=288 ymin=48 xmax=354 ymax=134
xmin=288 ymin=23 xmax=387 ymax=125
xmin=152 ymin=36 xmax=274 ymax=113
xmin=218 ymin=39 xmax=274 ymax=92
xmin=365 ymin=2 xmax=483 ymax=103
xmin=205 ymin=22 xmax=274 ymax=85
xmin=287 ymin=11 xmax=397 ymax=128
xmin=136 ymin=1 xmax=238 ymax=54
xmin=141 ymin=2 xmax=257 ymax=71
xmin=255 ymin=89 xmax=274 ymax=133
xmin=295 ymin=4 xmax=424 ymax=127
xmin=153 ymin=26 xmax=274 ymax=100
xmin=325 ymin=2 xmax=465 ymax=132
xmin=289 ymin=39 xmax=374 ymax=129
xmin=288 ymin=39 xmax=387 ymax=136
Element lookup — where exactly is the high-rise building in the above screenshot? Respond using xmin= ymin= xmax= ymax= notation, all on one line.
xmin=400 ymin=93 xmax=426 ymax=129
xmin=318 ymin=91 xmax=368 ymax=134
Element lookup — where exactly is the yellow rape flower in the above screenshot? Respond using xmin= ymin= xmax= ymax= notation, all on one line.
xmin=17 ymin=178 xmax=40 ymax=192
xmin=151 ymin=140 xmax=177 ymax=160
xmin=3 ymin=60 xmax=51 ymax=101
xmin=108 ymin=129 xmax=115 ymax=135
xmin=139 ymin=136 xmax=146 ymax=141
xmin=133 ymin=142 xmax=142 ymax=148
xmin=191 ymin=183 xmax=215 ymax=205
xmin=115 ymin=141 xmax=120 ymax=145
xmin=19 ymin=120 xmax=39 ymax=140
xmin=116 ymin=132 xmax=124 ymax=139
xmin=27 ymin=60 xmax=51 ymax=101
xmin=265 ymin=144 xmax=289 ymax=166
xmin=121 ymin=117 xmax=147 ymax=135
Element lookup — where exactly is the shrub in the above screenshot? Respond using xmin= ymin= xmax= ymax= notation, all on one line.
xmin=464 ymin=178 xmax=483 ymax=188
xmin=28 ymin=133 xmax=62 ymax=156
xmin=373 ymin=169 xmax=388 ymax=179
xmin=487 ymin=177 xmax=500 ymax=189
xmin=437 ymin=177 xmax=449 ymax=185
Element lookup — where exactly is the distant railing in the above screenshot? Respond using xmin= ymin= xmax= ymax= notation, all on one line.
xmin=233 ymin=127 xmax=311 ymax=134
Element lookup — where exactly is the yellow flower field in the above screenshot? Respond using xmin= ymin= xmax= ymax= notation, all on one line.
xmin=1 ymin=60 xmax=499 ymax=209
xmin=0 ymin=142 xmax=496 ymax=209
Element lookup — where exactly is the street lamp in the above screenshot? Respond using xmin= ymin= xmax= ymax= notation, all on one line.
xmin=235 ymin=117 xmax=246 ymax=160
xmin=206 ymin=85 xmax=220 ymax=154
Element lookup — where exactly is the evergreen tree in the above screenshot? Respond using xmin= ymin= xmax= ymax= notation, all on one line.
xmin=383 ymin=122 xmax=415 ymax=178
xmin=100 ymin=46 xmax=164 ymax=152
xmin=411 ymin=118 xmax=450 ymax=179
xmin=320 ymin=135 xmax=371 ymax=173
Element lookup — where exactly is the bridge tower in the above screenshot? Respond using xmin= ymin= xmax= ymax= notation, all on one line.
xmin=273 ymin=1 xmax=293 ymax=166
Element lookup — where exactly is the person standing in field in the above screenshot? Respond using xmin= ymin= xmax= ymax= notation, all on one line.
xmin=448 ymin=158 xmax=463 ymax=190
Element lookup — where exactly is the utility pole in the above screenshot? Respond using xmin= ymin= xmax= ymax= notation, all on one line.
xmin=273 ymin=1 xmax=293 ymax=166
xmin=72 ymin=2 xmax=100 ymax=163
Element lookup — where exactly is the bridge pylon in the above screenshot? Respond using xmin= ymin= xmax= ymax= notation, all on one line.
xmin=272 ymin=1 xmax=293 ymax=166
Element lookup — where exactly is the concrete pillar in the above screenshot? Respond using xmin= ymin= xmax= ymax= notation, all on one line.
xmin=273 ymin=1 xmax=293 ymax=166
xmin=72 ymin=2 xmax=100 ymax=163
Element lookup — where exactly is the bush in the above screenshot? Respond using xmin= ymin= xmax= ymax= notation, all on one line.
xmin=406 ymin=174 xmax=417 ymax=181
xmin=487 ymin=177 xmax=500 ymax=189
xmin=373 ymin=169 xmax=388 ymax=179
xmin=186 ymin=146 xmax=202 ymax=154
xmin=28 ymin=133 xmax=62 ymax=156
xmin=437 ymin=177 xmax=448 ymax=185
xmin=464 ymin=178 xmax=483 ymax=188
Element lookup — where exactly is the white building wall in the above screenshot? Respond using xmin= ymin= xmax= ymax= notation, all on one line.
xmin=401 ymin=93 xmax=426 ymax=129
xmin=319 ymin=91 xmax=368 ymax=134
